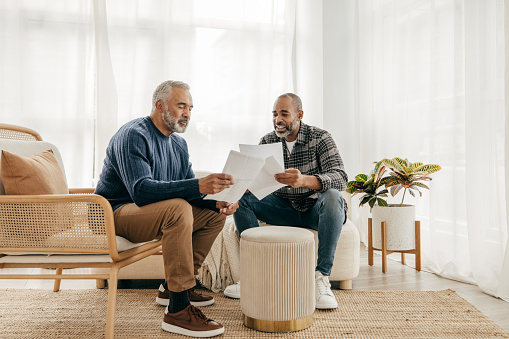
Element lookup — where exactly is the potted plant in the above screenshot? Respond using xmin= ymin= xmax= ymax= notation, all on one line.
xmin=347 ymin=158 xmax=441 ymax=251
xmin=346 ymin=160 xmax=390 ymax=210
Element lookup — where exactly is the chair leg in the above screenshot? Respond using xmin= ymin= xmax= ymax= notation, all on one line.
xmin=96 ymin=279 xmax=106 ymax=289
xmin=339 ymin=280 xmax=353 ymax=290
xmin=105 ymin=268 xmax=119 ymax=339
xmin=401 ymin=253 xmax=406 ymax=265
xmin=53 ymin=268 xmax=62 ymax=292
xmin=368 ymin=218 xmax=374 ymax=266
xmin=381 ymin=221 xmax=387 ymax=273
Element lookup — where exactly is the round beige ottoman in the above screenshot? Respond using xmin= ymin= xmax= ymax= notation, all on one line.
xmin=240 ymin=226 xmax=315 ymax=332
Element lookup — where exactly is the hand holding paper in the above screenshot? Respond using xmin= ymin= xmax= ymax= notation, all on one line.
xmin=204 ymin=150 xmax=266 ymax=203
xmin=205 ymin=143 xmax=286 ymax=203
xmin=274 ymin=168 xmax=305 ymax=188
xmin=198 ymin=173 xmax=235 ymax=194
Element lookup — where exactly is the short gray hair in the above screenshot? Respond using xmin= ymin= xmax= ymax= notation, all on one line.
xmin=277 ymin=93 xmax=302 ymax=111
xmin=151 ymin=80 xmax=190 ymax=112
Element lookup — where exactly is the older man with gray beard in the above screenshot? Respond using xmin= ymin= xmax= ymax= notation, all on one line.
xmin=95 ymin=80 xmax=237 ymax=338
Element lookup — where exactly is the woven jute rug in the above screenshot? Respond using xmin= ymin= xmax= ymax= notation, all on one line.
xmin=0 ymin=289 xmax=507 ymax=338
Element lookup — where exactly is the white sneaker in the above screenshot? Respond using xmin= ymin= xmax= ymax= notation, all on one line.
xmin=315 ymin=271 xmax=338 ymax=309
xmin=224 ymin=282 xmax=241 ymax=299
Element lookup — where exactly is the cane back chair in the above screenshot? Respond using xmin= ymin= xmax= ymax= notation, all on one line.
xmin=0 ymin=138 xmax=162 ymax=338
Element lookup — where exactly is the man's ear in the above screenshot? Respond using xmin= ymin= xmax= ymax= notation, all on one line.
xmin=297 ymin=110 xmax=304 ymax=121
xmin=156 ymin=100 xmax=165 ymax=112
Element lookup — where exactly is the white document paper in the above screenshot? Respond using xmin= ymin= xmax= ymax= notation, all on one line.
xmin=239 ymin=143 xmax=284 ymax=169
xmin=204 ymin=150 xmax=266 ymax=203
xmin=248 ymin=155 xmax=286 ymax=200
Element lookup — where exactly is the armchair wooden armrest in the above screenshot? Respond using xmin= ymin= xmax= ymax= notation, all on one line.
xmin=69 ymin=187 xmax=96 ymax=194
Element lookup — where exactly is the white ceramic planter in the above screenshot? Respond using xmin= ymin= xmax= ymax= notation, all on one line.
xmin=372 ymin=204 xmax=416 ymax=251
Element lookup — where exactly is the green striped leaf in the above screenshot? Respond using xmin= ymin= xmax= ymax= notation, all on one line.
xmin=411 ymin=162 xmax=423 ymax=171
xmin=377 ymin=198 xmax=388 ymax=206
xmin=382 ymin=158 xmax=405 ymax=174
xmin=413 ymin=164 xmax=442 ymax=174
xmin=394 ymin=157 xmax=411 ymax=173
xmin=355 ymin=174 xmax=368 ymax=182
xmin=383 ymin=177 xmax=400 ymax=187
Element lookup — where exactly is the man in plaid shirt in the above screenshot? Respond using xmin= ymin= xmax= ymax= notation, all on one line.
xmin=224 ymin=93 xmax=348 ymax=309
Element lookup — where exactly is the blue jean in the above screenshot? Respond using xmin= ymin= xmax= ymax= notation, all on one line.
xmin=233 ymin=189 xmax=346 ymax=276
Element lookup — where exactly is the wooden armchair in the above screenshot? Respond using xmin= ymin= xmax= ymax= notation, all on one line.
xmin=0 ymin=139 xmax=162 ymax=338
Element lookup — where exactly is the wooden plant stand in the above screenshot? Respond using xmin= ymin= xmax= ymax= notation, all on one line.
xmin=368 ymin=218 xmax=421 ymax=273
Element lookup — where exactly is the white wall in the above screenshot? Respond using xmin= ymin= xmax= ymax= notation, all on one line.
xmin=323 ymin=0 xmax=356 ymax=179
xmin=294 ymin=0 xmax=323 ymax=128
xmin=294 ymin=0 xmax=357 ymax=179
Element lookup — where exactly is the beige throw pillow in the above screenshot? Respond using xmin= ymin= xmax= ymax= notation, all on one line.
xmin=1 ymin=149 xmax=68 ymax=195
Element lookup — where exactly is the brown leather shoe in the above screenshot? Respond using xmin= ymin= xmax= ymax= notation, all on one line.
xmin=156 ymin=284 xmax=170 ymax=306
xmin=188 ymin=288 xmax=215 ymax=307
xmin=156 ymin=284 xmax=215 ymax=307
xmin=162 ymin=305 xmax=224 ymax=337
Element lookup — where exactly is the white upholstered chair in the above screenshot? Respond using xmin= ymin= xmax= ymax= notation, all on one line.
xmin=0 ymin=139 xmax=162 ymax=339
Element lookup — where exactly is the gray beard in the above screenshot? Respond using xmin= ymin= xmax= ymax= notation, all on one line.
xmin=275 ymin=119 xmax=299 ymax=138
xmin=163 ymin=110 xmax=188 ymax=133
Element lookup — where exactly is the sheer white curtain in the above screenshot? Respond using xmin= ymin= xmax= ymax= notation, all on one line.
xmin=103 ymin=0 xmax=295 ymax=175
xmin=354 ymin=0 xmax=508 ymax=300
xmin=0 ymin=1 xmax=96 ymax=187
xmin=0 ymin=0 xmax=295 ymax=185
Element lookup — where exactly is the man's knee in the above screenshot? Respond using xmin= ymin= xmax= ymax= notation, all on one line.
xmin=210 ymin=209 xmax=227 ymax=230
xmin=319 ymin=189 xmax=344 ymax=209
xmin=159 ymin=198 xmax=193 ymax=229
xmin=319 ymin=189 xmax=346 ymax=221
xmin=217 ymin=212 xmax=227 ymax=224
xmin=238 ymin=192 xmax=258 ymax=209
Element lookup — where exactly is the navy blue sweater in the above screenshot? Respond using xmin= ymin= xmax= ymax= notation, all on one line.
xmin=95 ymin=117 xmax=216 ymax=212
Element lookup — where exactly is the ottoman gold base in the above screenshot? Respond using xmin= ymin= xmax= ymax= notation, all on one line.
xmin=243 ymin=314 xmax=313 ymax=333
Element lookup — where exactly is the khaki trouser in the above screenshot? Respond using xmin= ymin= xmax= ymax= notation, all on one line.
xmin=114 ymin=198 xmax=226 ymax=292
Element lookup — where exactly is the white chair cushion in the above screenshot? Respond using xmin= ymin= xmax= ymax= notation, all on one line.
xmin=2 ymin=232 xmax=153 ymax=256
xmin=45 ymin=227 xmax=148 ymax=252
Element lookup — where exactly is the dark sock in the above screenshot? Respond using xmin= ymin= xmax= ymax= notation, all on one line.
xmin=168 ymin=290 xmax=190 ymax=313
xmin=162 ymin=281 xmax=168 ymax=290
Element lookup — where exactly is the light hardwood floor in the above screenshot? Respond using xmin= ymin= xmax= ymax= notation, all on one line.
xmin=1 ymin=244 xmax=508 ymax=332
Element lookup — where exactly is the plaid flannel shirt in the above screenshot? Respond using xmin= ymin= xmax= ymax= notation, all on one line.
xmin=260 ymin=122 xmax=348 ymax=212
